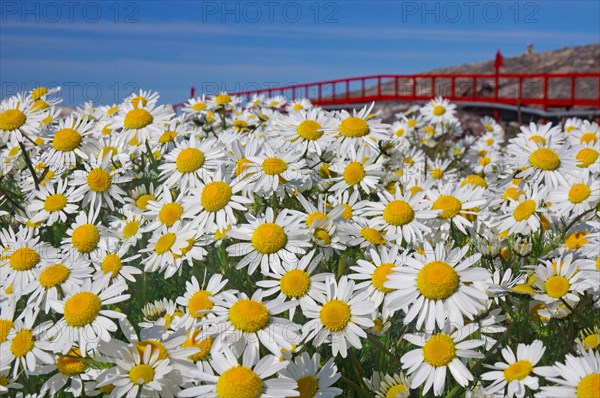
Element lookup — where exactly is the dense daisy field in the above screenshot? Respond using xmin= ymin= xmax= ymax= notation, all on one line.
xmin=0 ymin=87 xmax=599 ymax=398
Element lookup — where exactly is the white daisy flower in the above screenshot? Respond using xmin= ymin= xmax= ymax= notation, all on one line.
xmin=510 ymin=139 xmax=577 ymax=188
xmin=0 ymin=227 xmax=59 ymax=297
xmin=0 ymin=94 xmax=45 ymax=144
xmin=205 ymin=289 xmax=300 ymax=357
xmin=245 ymin=145 xmax=308 ymax=197
xmin=279 ymin=352 xmax=342 ymax=398
xmin=114 ymin=102 xmax=174 ymax=145
xmin=27 ymin=180 xmax=83 ymax=225
xmin=23 ymin=254 xmax=93 ymax=313
xmin=227 ymin=208 xmax=310 ymax=275
xmin=178 ymin=346 xmax=299 ymax=398
xmin=401 ymin=323 xmax=484 ymax=396
xmin=427 ymin=184 xmax=487 ymax=236
xmin=96 ymin=338 xmax=181 ymax=398
xmin=273 ymin=108 xmax=337 ymax=156
xmin=328 ymin=149 xmax=384 ymax=196
xmin=183 ymin=168 xmax=252 ymax=233
xmin=42 ymin=115 xmax=97 ymax=170
xmin=496 ymin=183 xmax=547 ymax=236
xmin=159 ymin=136 xmax=226 ymax=190
xmin=142 ymin=186 xmax=188 ymax=232
xmin=71 ymin=154 xmax=130 ymax=212
xmin=532 ymin=252 xmax=590 ymax=304
xmin=257 ymin=249 xmax=329 ymax=319
xmin=364 ymin=371 xmax=411 ymax=398
xmin=0 ymin=309 xmax=53 ymax=378
xmin=303 ymin=276 xmax=375 ymax=358
xmin=332 ymin=103 xmax=390 ymax=154
xmin=176 ymin=274 xmax=228 ymax=329
xmin=536 ymin=349 xmax=600 ymax=398
xmin=48 ymin=276 xmax=129 ymax=354
xmin=548 ymin=174 xmax=600 ymax=218
xmin=421 ymin=97 xmax=457 ymax=124
xmin=37 ymin=347 xmax=94 ymax=397
xmin=140 ymin=221 xmax=198 ymax=277
xmin=92 ymin=241 xmax=142 ymax=284
xmin=365 ymin=188 xmax=439 ymax=245
xmin=385 ymin=242 xmax=490 ymax=331
xmin=350 ymin=245 xmax=409 ymax=312
xmin=481 ymin=340 xmax=546 ymax=398
xmin=61 ymin=209 xmax=109 ymax=261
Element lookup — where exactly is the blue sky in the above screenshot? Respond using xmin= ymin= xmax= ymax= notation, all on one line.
xmin=1 ymin=0 xmax=599 ymax=105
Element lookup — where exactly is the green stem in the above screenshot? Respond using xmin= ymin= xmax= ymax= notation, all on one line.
xmin=19 ymin=141 xmax=39 ymax=189
xmin=367 ymin=334 xmax=402 ymax=364
xmin=560 ymin=298 xmax=594 ymax=326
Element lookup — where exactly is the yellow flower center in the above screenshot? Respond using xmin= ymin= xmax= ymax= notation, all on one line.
xmin=154 ymin=232 xmax=177 ymax=254
xmin=100 ymin=146 xmax=118 ymax=159
xmin=31 ymin=99 xmax=48 ymax=111
xmin=580 ymin=133 xmax=598 ymax=145
xmin=339 ymin=117 xmax=369 ymax=137
xmin=87 ymin=168 xmax=111 ymax=193
xmin=124 ymin=108 xmax=153 ymax=129
xmin=431 ymin=168 xmax=444 ymax=179
xmin=201 ymin=182 xmax=232 ymax=212
xmin=582 ymin=334 xmax=600 ymax=350
xmin=229 ymin=299 xmax=269 ymax=333
xmin=513 ymin=200 xmax=537 ymax=221
xmin=422 ymin=333 xmax=456 ymax=367
xmin=101 ymin=254 xmax=122 ymax=278
xmin=395 ymin=128 xmax=405 ymax=137
xmin=341 ymin=204 xmax=353 ymax=220
xmin=569 ymin=184 xmax=591 ymax=204
xmin=565 ymin=231 xmax=589 ymax=251
xmin=0 ymin=109 xmax=27 ymax=131
xmin=188 ymin=290 xmax=214 ymax=319
xmin=529 ymin=148 xmax=561 ymax=170
xmin=432 ymin=195 xmax=462 ymax=219
xmin=123 ymin=220 xmax=140 ymax=238
xmin=314 ymin=229 xmax=331 ymax=246
xmin=99 ymin=384 xmax=115 ymax=394
xmin=280 ymin=270 xmax=311 ymax=298
xmin=158 ymin=202 xmax=183 ymax=226
xmin=504 ymin=360 xmax=533 ymax=382
xmin=320 ymin=300 xmax=351 ymax=332
xmin=296 ymin=120 xmax=324 ymax=141
xmin=383 ymin=200 xmax=414 ymax=226
xmin=10 ymin=329 xmax=34 ymax=357
xmin=31 ymin=87 xmax=48 ymax=100
xmin=176 ymin=148 xmax=205 ymax=173
xmin=306 ymin=211 xmax=328 ymax=226
xmin=360 ymin=227 xmax=386 ymax=245
xmin=130 ymin=96 xmax=147 ymax=108
xmin=576 ymin=373 xmax=600 ymax=398
xmin=432 ymin=105 xmax=446 ymax=116
xmin=296 ymin=375 xmax=319 ymax=398
xmin=235 ymin=158 xmax=252 ymax=177
xmin=251 ymin=223 xmax=287 ymax=254
xmin=343 ymin=162 xmax=365 ymax=185
xmin=215 ymin=94 xmax=231 ymax=105
xmin=503 ymin=187 xmax=521 ymax=201
xmin=372 ymin=263 xmax=395 ymax=293
xmin=39 ymin=264 xmax=70 ymax=288
xmin=545 ymin=275 xmax=570 ymax=298
xmin=386 ymin=384 xmax=408 ymax=398
xmin=512 ymin=284 xmax=535 ymax=294
xmin=461 ymin=174 xmax=488 ymax=188
xmin=262 ymin=157 xmax=287 ymax=176
xmin=72 ymin=224 xmax=100 ymax=253
xmin=417 ymin=261 xmax=459 ymax=300
xmin=577 ymin=148 xmax=599 ymax=168
xmin=9 ymin=247 xmax=40 ymax=270
xmin=192 ymin=102 xmax=206 ymax=111
xmin=529 ymin=135 xmax=547 ymax=145
xmin=182 ymin=331 xmax=214 ymax=362
xmin=136 ymin=194 xmax=155 ymax=210
xmin=0 ymin=319 xmax=14 ymax=343
xmin=216 ymin=366 xmax=263 ymax=398
xmin=64 ymin=292 xmax=101 ymax=327
xmin=129 ymin=364 xmax=155 ymax=385
xmin=136 ymin=339 xmax=169 ymax=361
xmin=52 ymin=128 xmax=82 ymax=152
xmin=159 ymin=130 xmax=178 ymax=144
xmin=57 ymin=348 xmax=88 ymax=376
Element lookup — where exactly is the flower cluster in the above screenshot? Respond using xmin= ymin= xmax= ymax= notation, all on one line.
xmin=0 ymin=89 xmax=598 ymax=397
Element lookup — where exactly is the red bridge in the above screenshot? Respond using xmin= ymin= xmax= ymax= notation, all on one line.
xmin=179 ymin=72 xmax=600 ymax=117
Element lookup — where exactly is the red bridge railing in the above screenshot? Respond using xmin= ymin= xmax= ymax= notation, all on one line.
xmin=217 ymin=73 xmax=600 ymax=111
